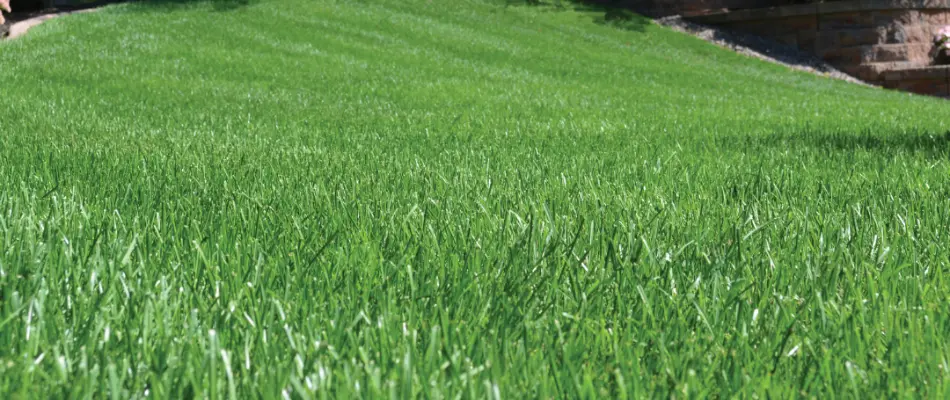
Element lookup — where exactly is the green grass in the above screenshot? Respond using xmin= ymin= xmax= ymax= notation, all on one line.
xmin=2 ymin=0 xmax=950 ymax=397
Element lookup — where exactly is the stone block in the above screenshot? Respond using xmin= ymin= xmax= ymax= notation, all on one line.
xmin=856 ymin=0 xmax=950 ymax=12
xmin=837 ymin=28 xmax=886 ymax=46
xmin=776 ymin=34 xmax=799 ymax=47
xmin=856 ymin=43 xmax=932 ymax=62
xmin=901 ymin=25 xmax=935 ymax=43
xmin=844 ymin=64 xmax=884 ymax=80
xmin=908 ymin=42 xmax=937 ymax=62
xmin=820 ymin=12 xmax=876 ymax=30
xmin=816 ymin=31 xmax=841 ymax=51
xmin=821 ymin=46 xmax=870 ymax=64
xmin=919 ymin=10 xmax=947 ymax=26
xmin=882 ymin=24 xmax=907 ymax=43
xmin=725 ymin=16 xmax=817 ymax=36
xmin=873 ymin=44 xmax=910 ymax=61
xmin=894 ymin=78 xmax=949 ymax=95
xmin=798 ymin=30 xmax=818 ymax=52
xmin=845 ymin=64 xmax=900 ymax=81
xmin=720 ymin=20 xmax=760 ymax=34
xmin=882 ymin=78 xmax=903 ymax=88
xmin=681 ymin=0 xmax=950 ymax=97
xmin=883 ymin=65 xmax=950 ymax=80
xmin=818 ymin=1 xmax=860 ymax=14
xmin=725 ymin=3 xmax=817 ymax=21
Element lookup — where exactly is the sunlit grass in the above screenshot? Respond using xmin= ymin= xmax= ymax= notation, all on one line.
xmin=1 ymin=0 xmax=950 ymax=397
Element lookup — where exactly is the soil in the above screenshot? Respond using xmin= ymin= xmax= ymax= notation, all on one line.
xmin=2 ymin=3 xmax=105 ymax=40
xmin=3 ymin=8 xmax=51 ymax=36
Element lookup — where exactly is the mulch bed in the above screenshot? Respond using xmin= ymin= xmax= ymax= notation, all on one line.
xmin=3 ymin=9 xmax=57 ymax=37
xmin=2 ymin=1 xmax=119 ymax=39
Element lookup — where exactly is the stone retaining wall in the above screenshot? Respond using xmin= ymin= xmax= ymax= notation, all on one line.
xmin=883 ymin=65 xmax=950 ymax=93
xmin=688 ymin=0 xmax=950 ymax=96
xmin=585 ymin=0 xmax=794 ymax=17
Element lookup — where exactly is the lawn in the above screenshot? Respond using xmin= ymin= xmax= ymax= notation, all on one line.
xmin=1 ymin=0 xmax=950 ymax=397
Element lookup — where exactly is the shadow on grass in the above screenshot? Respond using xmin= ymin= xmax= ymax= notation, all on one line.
xmin=508 ymin=0 xmax=854 ymax=79
xmin=128 ymin=0 xmax=256 ymax=12
xmin=723 ymin=131 xmax=950 ymax=157
xmin=575 ymin=1 xmax=650 ymax=33
xmin=506 ymin=0 xmax=650 ymax=33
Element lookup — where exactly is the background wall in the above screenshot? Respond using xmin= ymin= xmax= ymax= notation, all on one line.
xmin=585 ymin=0 xmax=799 ymax=17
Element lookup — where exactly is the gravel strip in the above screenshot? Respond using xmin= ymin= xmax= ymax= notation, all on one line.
xmin=655 ymin=15 xmax=870 ymax=86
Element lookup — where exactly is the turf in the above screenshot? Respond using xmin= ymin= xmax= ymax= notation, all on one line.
xmin=2 ymin=0 xmax=950 ymax=397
